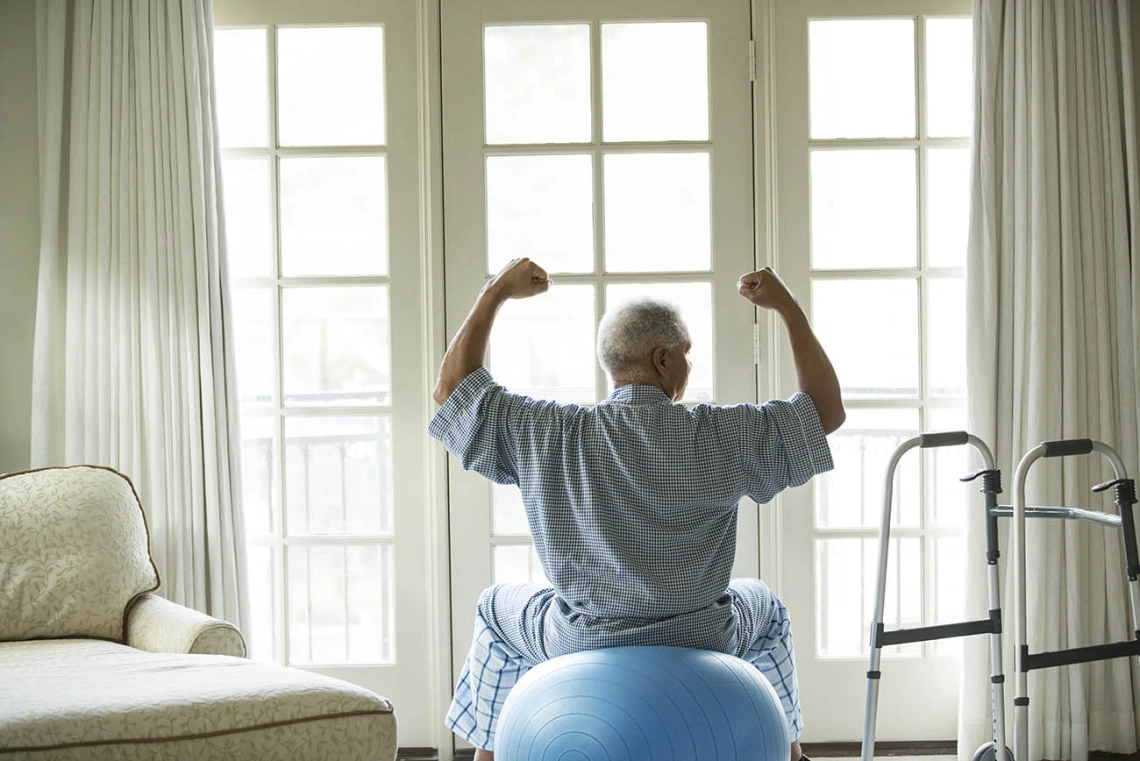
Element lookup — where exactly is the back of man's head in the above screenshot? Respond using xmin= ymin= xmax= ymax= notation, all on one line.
xmin=596 ymin=299 xmax=690 ymax=383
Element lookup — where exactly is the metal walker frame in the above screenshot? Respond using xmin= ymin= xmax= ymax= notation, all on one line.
xmin=861 ymin=433 xmax=1140 ymax=761
xmin=1009 ymin=439 xmax=1140 ymax=761
xmin=860 ymin=432 xmax=1006 ymax=761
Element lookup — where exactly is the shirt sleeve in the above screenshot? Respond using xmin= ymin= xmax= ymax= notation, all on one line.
xmin=427 ymin=367 xmax=556 ymax=486
xmin=716 ymin=392 xmax=835 ymax=505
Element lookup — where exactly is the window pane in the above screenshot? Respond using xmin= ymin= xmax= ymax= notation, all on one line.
xmin=214 ymin=29 xmax=268 ymax=148
xmin=491 ymin=284 xmax=596 ymax=404
xmin=817 ymin=537 xmax=865 ymax=657
xmin=927 ymin=407 xmax=970 ymax=529
xmin=811 ymin=149 xmax=917 ymax=269
xmin=288 ymin=545 xmax=393 ymax=664
xmin=817 ymin=408 xmax=919 ymax=529
xmin=277 ymin=27 xmax=385 ymax=147
xmin=602 ymin=22 xmax=709 ymax=142
xmin=926 ymin=19 xmax=973 ymax=138
xmin=604 ymin=153 xmax=711 ymax=273
xmin=285 ymin=417 xmax=392 ymax=535
xmin=494 ymin=544 xmax=549 ymax=586
xmin=280 ymin=156 xmax=387 ymax=277
xmin=486 ymin=155 xmax=593 ymax=275
xmin=809 ymin=20 xmax=915 ymax=139
xmin=232 ymin=288 xmax=274 ymax=406
xmin=240 ymin=415 xmax=275 ymax=537
xmin=934 ymin=536 xmax=967 ymax=654
xmin=817 ymin=537 xmax=922 ymax=657
xmin=927 ymin=277 xmax=966 ymax=397
xmin=283 ymin=286 xmax=390 ymax=406
xmin=927 ymin=147 xmax=970 ymax=267
xmin=221 ymin=158 xmax=273 ymax=278
xmin=813 ymin=278 xmax=919 ymax=398
xmin=484 ymin=25 xmax=591 ymax=145
xmin=493 ymin=483 xmax=530 ymax=536
xmin=606 ymin=282 xmax=713 ymax=403
xmin=247 ymin=545 xmax=276 ymax=661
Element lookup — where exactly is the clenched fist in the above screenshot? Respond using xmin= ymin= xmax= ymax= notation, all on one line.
xmin=737 ymin=267 xmax=798 ymax=312
xmin=486 ymin=258 xmax=551 ymax=301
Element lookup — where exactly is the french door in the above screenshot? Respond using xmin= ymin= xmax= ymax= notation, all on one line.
xmin=212 ymin=0 xmax=438 ymax=745
xmin=769 ymin=0 xmax=974 ymax=741
xmin=212 ymin=0 xmax=976 ymax=752
xmin=439 ymin=0 xmax=758 ymax=744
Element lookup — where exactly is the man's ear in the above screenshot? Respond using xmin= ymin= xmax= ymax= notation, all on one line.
xmin=652 ymin=346 xmax=670 ymax=377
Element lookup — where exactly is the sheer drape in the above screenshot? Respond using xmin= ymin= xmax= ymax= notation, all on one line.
xmin=960 ymin=3 xmax=1140 ymax=760
xmin=32 ymin=0 xmax=247 ymax=630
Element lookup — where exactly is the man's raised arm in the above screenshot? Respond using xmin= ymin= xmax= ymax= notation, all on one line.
xmin=738 ymin=267 xmax=845 ymax=434
xmin=433 ymin=258 xmax=550 ymax=405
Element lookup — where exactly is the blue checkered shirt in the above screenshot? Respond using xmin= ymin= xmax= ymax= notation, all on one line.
xmin=430 ymin=367 xmax=833 ymax=657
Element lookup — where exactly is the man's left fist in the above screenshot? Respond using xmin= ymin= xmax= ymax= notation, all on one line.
xmin=487 ymin=257 xmax=551 ymax=301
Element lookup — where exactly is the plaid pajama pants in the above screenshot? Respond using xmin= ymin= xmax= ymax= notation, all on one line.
xmin=446 ymin=584 xmax=803 ymax=752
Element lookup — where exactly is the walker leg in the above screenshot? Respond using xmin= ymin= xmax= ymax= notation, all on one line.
xmin=983 ymin=479 xmax=1007 ymax=758
xmin=861 ymin=647 xmax=883 ymax=761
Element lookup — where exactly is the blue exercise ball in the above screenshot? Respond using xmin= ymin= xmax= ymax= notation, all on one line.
xmin=495 ymin=646 xmax=791 ymax=761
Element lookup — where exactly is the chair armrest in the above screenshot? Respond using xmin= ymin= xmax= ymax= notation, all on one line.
xmin=125 ymin=593 xmax=247 ymax=657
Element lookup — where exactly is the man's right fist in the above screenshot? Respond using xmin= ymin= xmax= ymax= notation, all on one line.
xmin=737 ymin=267 xmax=798 ymax=311
xmin=486 ymin=257 xmax=551 ymax=301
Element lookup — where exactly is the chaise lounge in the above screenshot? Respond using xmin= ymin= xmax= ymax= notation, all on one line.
xmin=0 ymin=465 xmax=397 ymax=760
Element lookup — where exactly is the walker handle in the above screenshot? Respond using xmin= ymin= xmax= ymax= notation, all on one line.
xmin=1092 ymin=478 xmax=1132 ymax=495
xmin=1040 ymin=439 xmax=1094 ymax=458
xmin=918 ymin=431 xmax=970 ymax=449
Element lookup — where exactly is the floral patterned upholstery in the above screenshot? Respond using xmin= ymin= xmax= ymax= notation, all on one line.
xmin=126 ymin=593 xmax=246 ymax=658
xmin=0 ymin=466 xmax=398 ymax=760
xmin=0 ymin=466 xmax=159 ymax=642
xmin=0 ymin=639 xmax=397 ymax=760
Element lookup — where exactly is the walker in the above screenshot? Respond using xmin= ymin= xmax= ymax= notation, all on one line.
xmin=860 ymin=434 xmax=1140 ymax=761
xmin=860 ymin=432 xmax=1007 ymax=761
xmin=1008 ymin=439 xmax=1140 ymax=761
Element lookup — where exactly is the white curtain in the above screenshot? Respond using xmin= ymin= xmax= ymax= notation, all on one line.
xmin=960 ymin=2 xmax=1140 ymax=760
xmin=32 ymin=0 xmax=247 ymax=631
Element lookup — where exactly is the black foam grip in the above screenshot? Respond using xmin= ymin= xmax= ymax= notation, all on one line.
xmin=1040 ymin=439 xmax=1094 ymax=458
xmin=919 ymin=431 xmax=970 ymax=449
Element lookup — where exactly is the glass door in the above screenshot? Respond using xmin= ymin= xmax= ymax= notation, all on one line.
xmin=770 ymin=0 xmax=975 ymax=741
xmin=213 ymin=0 xmax=438 ymax=745
xmin=440 ymin=0 xmax=757 ymax=749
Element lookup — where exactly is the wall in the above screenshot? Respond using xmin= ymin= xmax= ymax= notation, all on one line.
xmin=0 ymin=0 xmax=40 ymax=473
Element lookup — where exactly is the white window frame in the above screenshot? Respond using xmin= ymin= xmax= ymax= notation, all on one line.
xmin=439 ymin=3 xmax=759 ymax=744
xmin=213 ymin=0 xmax=451 ymax=750
xmin=762 ymin=0 xmax=973 ymax=742
xmin=209 ymin=0 xmax=979 ymax=754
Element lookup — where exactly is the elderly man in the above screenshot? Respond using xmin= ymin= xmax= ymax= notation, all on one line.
xmin=430 ymin=258 xmax=844 ymax=761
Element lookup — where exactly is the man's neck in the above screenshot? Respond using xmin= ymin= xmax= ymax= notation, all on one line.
xmin=611 ymin=377 xmax=671 ymax=398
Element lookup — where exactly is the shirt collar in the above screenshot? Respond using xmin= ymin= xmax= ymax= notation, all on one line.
xmin=603 ymin=383 xmax=672 ymax=406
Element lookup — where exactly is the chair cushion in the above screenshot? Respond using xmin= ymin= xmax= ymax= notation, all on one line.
xmin=0 ymin=639 xmax=397 ymax=760
xmin=0 ymin=466 xmax=159 ymax=642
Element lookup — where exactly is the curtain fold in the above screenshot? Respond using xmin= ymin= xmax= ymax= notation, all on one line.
xmin=960 ymin=2 xmax=1139 ymax=760
xmin=32 ymin=0 xmax=247 ymax=632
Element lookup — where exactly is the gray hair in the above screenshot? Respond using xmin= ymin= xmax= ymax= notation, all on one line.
xmin=596 ymin=298 xmax=690 ymax=379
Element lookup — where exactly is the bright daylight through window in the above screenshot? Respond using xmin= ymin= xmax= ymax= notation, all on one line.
xmin=215 ymin=25 xmax=395 ymax=666
xmin=807 ymin=16 xmax=973 ymax=658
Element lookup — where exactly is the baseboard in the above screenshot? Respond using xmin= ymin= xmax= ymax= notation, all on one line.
xmin=397 ymin=748 xmax=440 ymax=761
xmin=803 ymin=741 xmax=956 ymax=757
xmin=446 ymin=742 xmax=1140 ymax=760
xmin=802 ymin=744 xmax=1140 ymax=761
xmin=455 ymin=742 xmax=952 ymax=759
